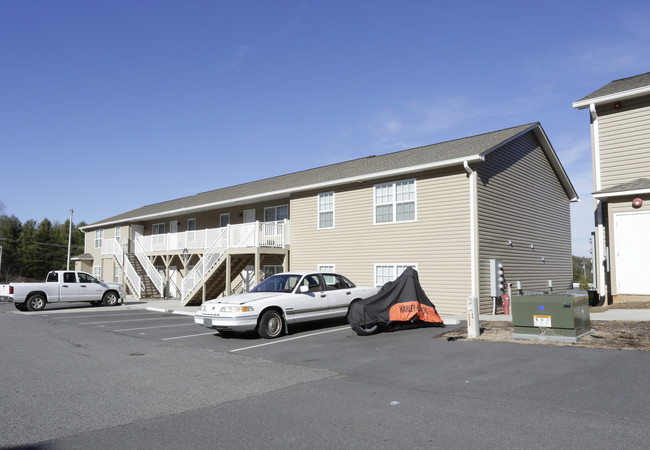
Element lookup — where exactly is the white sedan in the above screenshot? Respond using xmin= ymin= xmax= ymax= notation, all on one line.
xmin=194 ymin=272 xmax=379 ymax=339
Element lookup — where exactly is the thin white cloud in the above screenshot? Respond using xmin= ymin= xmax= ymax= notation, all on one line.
xmin=218 ymin=45 xmax=252 ymax=73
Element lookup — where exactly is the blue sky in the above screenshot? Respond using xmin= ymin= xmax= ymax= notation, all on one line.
xmin=1 ymin=0 xmax=649 ymax=257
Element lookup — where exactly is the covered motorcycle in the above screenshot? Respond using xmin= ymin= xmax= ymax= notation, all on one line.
xmin=347 ymin=267 xmax=444 ymax=335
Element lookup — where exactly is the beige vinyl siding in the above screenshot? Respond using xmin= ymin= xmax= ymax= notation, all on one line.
xmin=290 ymin=168 xmax=472 ymax=315
xmin=597 ymin=98 xmax=650 ymax=189
xmin=605 ymin=196 xmax=650 ymax=296
xmin=477 ymin=131 xmax=572 ymax=312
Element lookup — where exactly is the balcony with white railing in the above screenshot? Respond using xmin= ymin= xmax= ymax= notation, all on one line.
xmin=137 ymin=220 xmax=290 ymax=254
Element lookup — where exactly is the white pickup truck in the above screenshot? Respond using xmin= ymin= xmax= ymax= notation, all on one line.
xmin=0 ymin=270 xmax=125 ymax=311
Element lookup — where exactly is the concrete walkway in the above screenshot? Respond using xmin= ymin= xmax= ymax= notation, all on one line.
xmin=125 ymin=297 xmax=650 ymax=322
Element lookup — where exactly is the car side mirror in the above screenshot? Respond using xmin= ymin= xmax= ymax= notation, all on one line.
xmin=299 ymin=285 xmax=309 ymax=294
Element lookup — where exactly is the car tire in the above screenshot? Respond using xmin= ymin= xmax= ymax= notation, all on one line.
xmin=102 ymin=291 xmax=119 ymax=306
xmin=14 ymin=303 xmax=27 ymax=311
xmin=257 ymin=310 xmax=284 ymax=339
xmin=25 ymin=294 xmax=46 ymax=312
xmin=351 ymin=324 xmax=380 ymax=336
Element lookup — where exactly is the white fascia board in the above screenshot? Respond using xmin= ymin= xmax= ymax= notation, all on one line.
xmin=84 ymin=155 xmax=485 ymax=230
xmin=572 ymin=85 xmax=650 ymax=109
xmin=593 ymin=188 xmax=650 ymax=199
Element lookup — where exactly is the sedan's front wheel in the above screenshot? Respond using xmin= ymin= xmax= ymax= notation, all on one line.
xmin=257 ymin=310 xmax=284 ymax=339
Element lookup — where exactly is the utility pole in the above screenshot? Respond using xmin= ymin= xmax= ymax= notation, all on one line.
xmin=66 ymin=208 xmax=73 ymax=270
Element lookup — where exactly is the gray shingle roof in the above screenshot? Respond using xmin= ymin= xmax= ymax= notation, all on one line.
xmin=86 ymin=122 xmax=572 ymax=228
xmin=594 ymin=178 xmax=650 ymax=197
xmin=574 ymin=72 xmax=650 ymax=107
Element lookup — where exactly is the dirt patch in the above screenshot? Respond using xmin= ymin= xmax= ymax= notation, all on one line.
xmin=439 ymin=301 xmax=650 ymax=351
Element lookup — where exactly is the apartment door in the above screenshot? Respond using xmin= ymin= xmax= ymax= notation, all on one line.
xmin=243 ymin=209 xmax=255 ymax=223
xmin=169 ymin=220 xmax=178 ymax=250
xmin=130 ymin=225 xmax=144 ymax=253
xmin=168 ymin=266 xmax=178 ymax=298
xmin=614 ymin=212 xmax=650 ymax=295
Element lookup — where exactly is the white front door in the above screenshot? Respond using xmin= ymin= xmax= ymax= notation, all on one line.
xmin=614 ymin=212 xmax=650 ymax=295
xmin=169 ymin=221 xmax=178 ymax=249
xmin=168 ymin=266 xmax=178 ymax=298
xmin=243 ymin=209 xmax=255 ymax=223
xmin=130 ymin=225 xmax=144 ymax=253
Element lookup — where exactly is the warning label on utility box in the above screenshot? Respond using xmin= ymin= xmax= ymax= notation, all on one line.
xmin=533 ymin=315 xmax=552 ymax=327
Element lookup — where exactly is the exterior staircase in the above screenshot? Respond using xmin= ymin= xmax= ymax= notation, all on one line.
xmin=127 ymin=254 xmax=164 ymax=298
xmin=183 ymin=251 xmax=254 ymax=306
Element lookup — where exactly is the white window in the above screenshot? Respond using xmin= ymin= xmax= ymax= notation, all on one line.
xmin=220 ymin=213 xmax=230 ymax=228
xmin=374 ymin=263 xmax=417 ymax=287
xmin=152 ymin=223 xmax=165 ymax=234
xmin=318 ymin=264 xmax=335 ymax=273
xmin=114 ymin=266 xmax=120 ymax=283
xmin=115 ymin=226 xmax=121 ymax=240
xmin=374 ymin=179 xmax=416 ymax=224
xmin=263 ymin=265 xmax=284 ymax=278
xmin=318 ymin=192 xmax=334 ymax=229
xmin=94 ymin=229 xmax=104 ymax=249
xmin=264 ymin=205 xmax=288 ymax=222
xmin=93 ymin=266 xmax=101 ymax=279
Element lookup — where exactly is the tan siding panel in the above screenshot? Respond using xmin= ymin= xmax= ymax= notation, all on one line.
xmin=597 ymin=99 xmax=650 ymax=189
xmin=477 ymin=131 xmax=573 ymax=314
xmin=290 ymin=169 xmax=472 ymax=315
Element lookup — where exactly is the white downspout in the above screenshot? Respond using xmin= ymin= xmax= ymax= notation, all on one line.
xmin=590 ymin=104 xmax=607 ymax=299
xmin=464 ymin=160 xmax=478 ymax=297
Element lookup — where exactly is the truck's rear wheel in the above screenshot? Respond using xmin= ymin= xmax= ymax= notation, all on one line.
xmin=14 ymin=303 xmax=27 ymax=311
xmin=102 ymin=292 xmax=119 ymax=306
xmin=25 ymin=294 xmax=46 ymax=311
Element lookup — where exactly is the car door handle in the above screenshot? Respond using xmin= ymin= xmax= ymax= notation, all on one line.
xmin=80 ymin=285 xmax=87 ymax=288
xmin=346 ymin=291 xmax=352 ymax=295
xmin=320 ymin=294 xmax=327 ymax=298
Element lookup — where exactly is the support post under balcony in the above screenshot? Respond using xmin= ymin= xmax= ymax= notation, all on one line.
xmin=226 ymin=254 xmax=232 ymax=296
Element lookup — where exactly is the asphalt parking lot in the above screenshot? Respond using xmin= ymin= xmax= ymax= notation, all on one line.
xmin=2 ymin=302 xmax=649 ymax=449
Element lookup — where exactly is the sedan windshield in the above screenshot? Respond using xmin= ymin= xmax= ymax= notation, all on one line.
xmin=251 ymin=274 xmax=302 ymax=293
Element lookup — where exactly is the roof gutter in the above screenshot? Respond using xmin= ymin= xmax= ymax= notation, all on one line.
xmin=82 ymin=154 xmax=486 ymax=230
xmin=572 ymin=85 xmax=650 ymax=109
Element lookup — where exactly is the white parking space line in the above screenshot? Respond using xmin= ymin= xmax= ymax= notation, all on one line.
xmin=79 ymin=317 xmax=190 ymax=325
xmin=230 ymin=326 xmax=350 ymax=352
xmin=161 ymin=332 xmax=217 ymax=340
xmin=47 ymin=312 xmax=153 ymax=319
xmin=114 ymin=323 xmax=196 ymax=332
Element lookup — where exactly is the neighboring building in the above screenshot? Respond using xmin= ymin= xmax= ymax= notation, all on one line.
xmin=573 ymin=72 xmax=650 ymax=303
xmin=79 ymin=123 xmax=578 ymax=315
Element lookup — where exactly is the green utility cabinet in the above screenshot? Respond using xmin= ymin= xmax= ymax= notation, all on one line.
xmin=511 ymin=295 xmax=591 ymax=341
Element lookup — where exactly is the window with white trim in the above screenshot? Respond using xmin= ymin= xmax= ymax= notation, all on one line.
xmin=152 ymin=223 xmax=165 ymax=234
xmin=318 ymin=264 xmax=335 ymax=273
xmin=93 ymin=266 xmax=101 ymax=279
xmin=187 ymin=218 xmax=196 ymax=243
xmin=115 ymin=226 xmax=121 ymax=240
xmin=114 ymin=266 xmax=120 ymax=283
xmin=374 ymin=179 xmax=416 ymax=224
xmin=220 ymin=213 xmax=230 ymax=228
xmin=263 ymin=265 xmax=284 ymax=279
xmin=374 ymin=263 xmax=417 ymax=287
xmin=318 ymin=192 xmax=334 ymax=229
xmin=94 ymin=229 xmax=104 ymax=249
xmin=264 ymin=205 xmax=288 ymax=222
